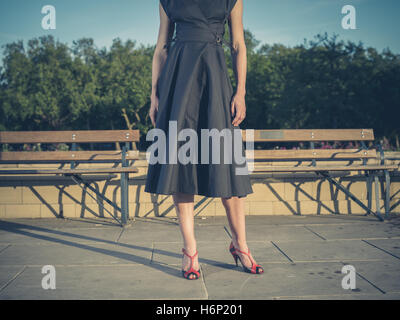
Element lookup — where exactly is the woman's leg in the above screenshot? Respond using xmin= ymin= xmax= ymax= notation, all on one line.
xmin=173 ymin=192 xmax=199 ymax=279
xmin=221 ymin=196 xmax=259 ymax=269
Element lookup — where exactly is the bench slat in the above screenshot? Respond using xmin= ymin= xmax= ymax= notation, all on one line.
xmin=242 ymin=129 xmax=374 ymax=142
xmin=0 ymin=167 xmax=139 ymax=175
xmin=0 ymin=150 xmax=139 ymax=162
xmin=0 ymin=130 xmax=140 ymax=144
xmin=246 ymin=149 xmax=377 ymax=160
xmin=251 ymin=164 xmax=397 ymax=173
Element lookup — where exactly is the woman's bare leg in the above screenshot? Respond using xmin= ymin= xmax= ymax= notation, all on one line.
xmin=221 ymin=196 xmax=258 ymax=269
xmin=173 ymin=192 xmax=199 ymax=279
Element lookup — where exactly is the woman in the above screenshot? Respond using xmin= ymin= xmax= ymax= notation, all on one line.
xmin=145 ymin=0 xmax=263 ymax=280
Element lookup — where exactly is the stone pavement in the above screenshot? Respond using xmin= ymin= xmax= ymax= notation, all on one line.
xmin=0 ymin=214 xmax=400 ymax=300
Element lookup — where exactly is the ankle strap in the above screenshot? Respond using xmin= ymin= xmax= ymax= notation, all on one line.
xmin=236 ymin=248 xmax=257 ymax=265
xmin=182 ymin=248 xmax=198 ymax=259
xmin=236 ymin=248 xmax=250 ymax=255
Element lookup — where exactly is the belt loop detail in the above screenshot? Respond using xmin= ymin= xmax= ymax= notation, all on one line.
xmin=164 ymin=34 xmax=177 ymax=50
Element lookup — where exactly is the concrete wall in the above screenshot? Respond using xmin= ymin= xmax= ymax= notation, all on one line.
xmin=1 ymin=152 xmax=399 ymax=219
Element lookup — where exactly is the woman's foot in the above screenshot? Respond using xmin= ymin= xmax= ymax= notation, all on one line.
xmin=182 ymin=247 xmax=200 ymax=280
xmin=230 ymin=240 xmax=264 ymax=274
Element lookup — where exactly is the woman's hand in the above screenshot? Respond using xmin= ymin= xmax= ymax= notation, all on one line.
xmin=148 ymin=3 xmax=173 ymax=128
xmin=229 ymin=0 xmax=247 ymax=127
xmin=231 ymin=92 xmax=246 ymax=126
xmin=149 ymin=93 xmax=159 ymax=127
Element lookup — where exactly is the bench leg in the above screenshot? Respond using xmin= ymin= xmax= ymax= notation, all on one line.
xmin=366 ymin=173 xmax=373 ymax=213
xmin=319 ymin=171 xmax=383 ymax=221
xmin=373 ymin=173 xmax=383 ymax=221
xmin=120 ymin=172 xmax=129 ymax=225
xmin=69 ymin=174 xmax=124 ymax=226
xmin=384 ymin=170 xmax=391 ymax=219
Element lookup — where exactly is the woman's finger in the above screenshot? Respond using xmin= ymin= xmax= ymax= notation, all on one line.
xmin=149 ymin=108 xmax=157 ymax=127
xmin=153 ymin=110 xmax=157 ymax=126
xmin=234 ymin=108 xmax=246 ymax=126
xmin=231 ymin=100 xmax=235 ymax=117
xmin=232 ymin=112 xmax=242 ymax=126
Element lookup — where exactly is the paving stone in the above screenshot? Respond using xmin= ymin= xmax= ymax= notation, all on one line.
xmin=195 ymin=225 xmax=235 ymax=242
xmin=201 ymin=262 xmax=380 ymax=299
xmin=117 ymin=223 xmax=182 ymax=243
xmin=273 ymin=292 xmax=400 ymax=300
xmin=0 ymin=242 xmax=153 ymax=266
xmin=0 ymin=218 xmax=67 ymax=229
xmin=244 ymin=214 xmax=381 ymax=225
xmin=272 ymin=239 xmax=398 ymax=262
xmin=152 ymin=241 xmax=288 ymax=266
xmin=0 ymin=215 xmax=399 ymax=300
xmin=0 ymin=266 xmax=24 ymax=290
xmin=0 ymin=229 xmax=54 ymax=245
xmin=0 ymin=221 xmax=121 ymax=245
xmin=31 ymin=227 xmax=122 ymax=244
xmin=363 ymin=239 xmax=400 ymax=259
xmin=0 ymin=244 xmax=10 ymax=253
xmin=0 ymin=265 xmax=206 ymax=300
xmin=245 ymin=225 xmax=322 ymax=242
xmin=346 ymin=260 xmax=400 ymax=293
xmin=304 ymin=223 xmax=400 ymax=240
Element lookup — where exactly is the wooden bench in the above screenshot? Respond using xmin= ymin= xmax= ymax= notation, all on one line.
xmin=243 ymin=128 xmax=398 ymax=221
xmin=0 ymin=130 xmax=140 ymax=226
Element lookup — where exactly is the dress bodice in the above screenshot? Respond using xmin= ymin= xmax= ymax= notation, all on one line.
xmin=160 ymin=0 xmax=238 ymax=49
xmin=160 ymin=0 xmax=237 ymax=26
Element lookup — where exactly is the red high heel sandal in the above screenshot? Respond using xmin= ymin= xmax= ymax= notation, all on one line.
xmin=181 ymin=248 xmax=201 ymax=280
xmin=229 ymin=241 xmax=264 ymax=274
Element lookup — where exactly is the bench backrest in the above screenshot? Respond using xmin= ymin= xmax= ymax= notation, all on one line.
xmin=0 ymin=130 xmax=139 ymax=144
xmin=243 ymin=129 xmax=374 ymax=142
xmin=242 ymin=128 xmax=378 ymax=163
xmin=0 ymin=130 xmax=140 ymax=164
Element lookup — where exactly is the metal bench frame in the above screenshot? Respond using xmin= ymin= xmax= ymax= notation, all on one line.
xmin=0 ymin=130 xmax=140 ymax=226
xmin=244 ymin=129 xmax=397 ymax=221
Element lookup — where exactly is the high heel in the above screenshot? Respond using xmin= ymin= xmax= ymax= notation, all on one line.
xmin=229 ymin=241 xmax=264 ymax=274
xmin=181 ymin=248 xmax=201 ymax=280
xmin=229 ymin=242 xmax=239 ymax=266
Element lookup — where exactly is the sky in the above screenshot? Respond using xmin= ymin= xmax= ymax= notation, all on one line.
xmin=0 ymin=0 xmax=399 ymax=60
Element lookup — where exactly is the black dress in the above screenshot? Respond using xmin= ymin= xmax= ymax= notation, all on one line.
xmin=145 ymin=0 xmax=253 ymax=198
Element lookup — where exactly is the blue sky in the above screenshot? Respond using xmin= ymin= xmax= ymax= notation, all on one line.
xmin=0 ymin=0 xmax=399 ymax=59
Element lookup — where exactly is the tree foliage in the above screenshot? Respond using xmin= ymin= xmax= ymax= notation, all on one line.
xmin=1 ymin=32 xmax=399 ymax=150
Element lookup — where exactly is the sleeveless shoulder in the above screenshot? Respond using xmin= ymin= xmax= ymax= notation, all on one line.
xmin=159 ymin=0 xmax=171 ymax=20
xmin=227 ymin=0 xmax=238 ymax=15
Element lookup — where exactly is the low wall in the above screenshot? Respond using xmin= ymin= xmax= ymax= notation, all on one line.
xmin=0 ymin=152 xmax=399 ymax=219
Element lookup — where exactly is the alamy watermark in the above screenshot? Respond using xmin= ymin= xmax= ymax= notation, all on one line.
xmin=146 ymin=121 xmax=254 ymax=175
xmin=41 ymin=5 xmax=56 ymax=30
xmin=41 ymin=265 xmax=56 ymax=290
xmin=341 ymin=265 xmax=356 ymax=290
xmin=39 ymin=4 xmax=357 ymax=32
xmin=342 ymin=5 xmax=357 ymax=30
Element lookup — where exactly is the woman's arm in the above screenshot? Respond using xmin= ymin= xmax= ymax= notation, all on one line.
xmin=228 ymin=0 xmax=247 ymax=126
xmin=149 ymin=3 xmax=175 ymax=127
